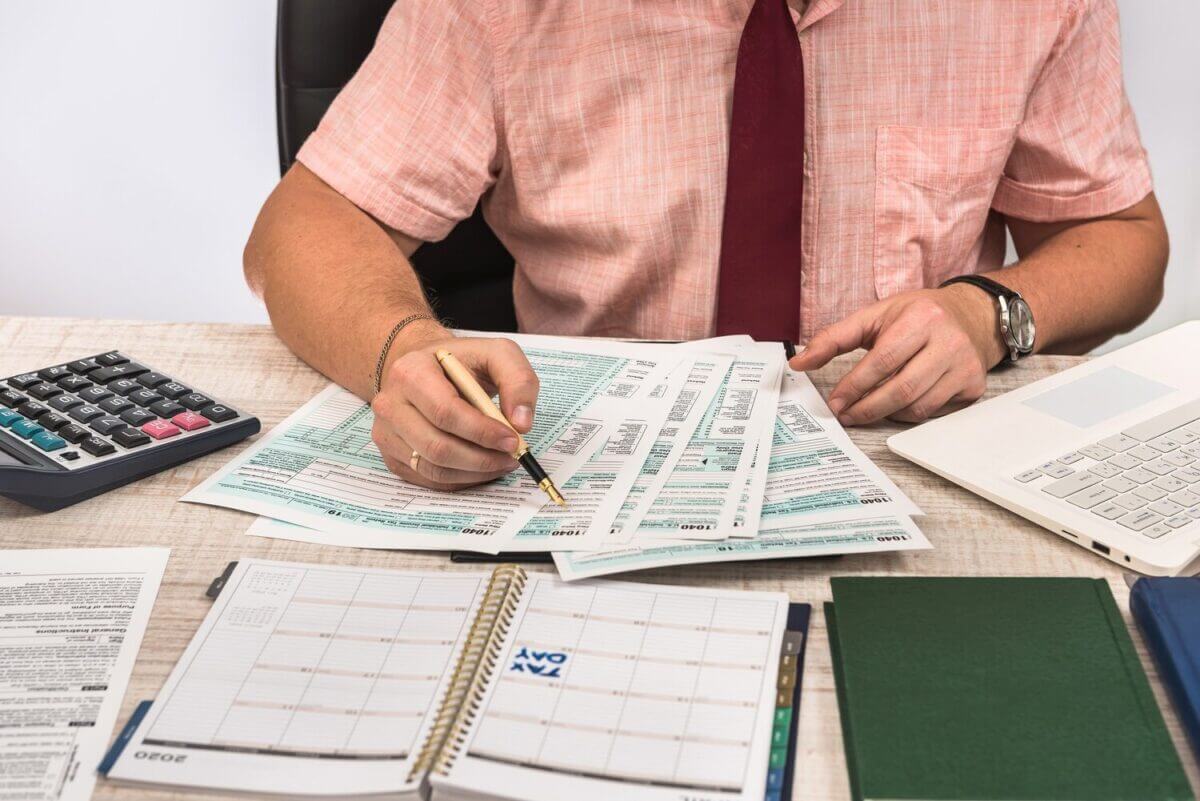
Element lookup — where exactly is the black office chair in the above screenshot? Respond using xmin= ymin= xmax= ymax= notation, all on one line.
xmin=275 ymin=0 xmax=517 ymax=331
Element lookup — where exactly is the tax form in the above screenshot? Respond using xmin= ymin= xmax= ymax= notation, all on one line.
xmin=185 ymin=338 xmax=683 ymax=553
xmin=632 ymin=342 xmax=786 ymax=540
xmin=757 ymin=371 xmax=920 ymax=530
xmin=606 ymin=353 xmax=735 ymax=543
xmin=0 ymin=548 xmax=167 ymax=801
xmin=554 ymin=515 xmax=930 ymax=580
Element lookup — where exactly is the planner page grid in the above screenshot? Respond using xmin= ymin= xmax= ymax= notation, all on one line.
xmin=465 ymin=578 xmax=784 ymax=793
xmin=142 ymin=563 xmax=486 ymax=760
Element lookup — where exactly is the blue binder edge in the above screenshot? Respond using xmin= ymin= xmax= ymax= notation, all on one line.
xmin=778 ymin=603 xmax=812 ymax=801
xmin=1130 ymin=576 xmax=1200 ymax=767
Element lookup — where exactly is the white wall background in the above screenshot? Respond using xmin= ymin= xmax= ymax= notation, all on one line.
xmin=0 ymin=1 xmax=1196 ymax=345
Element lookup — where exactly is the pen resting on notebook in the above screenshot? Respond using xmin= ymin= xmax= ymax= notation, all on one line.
xmin=436 ymin=349 xmax=566 ymax=506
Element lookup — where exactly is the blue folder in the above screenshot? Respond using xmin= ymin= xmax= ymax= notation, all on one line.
xmin=1130 ymin=576 xmax=1200 ymax=766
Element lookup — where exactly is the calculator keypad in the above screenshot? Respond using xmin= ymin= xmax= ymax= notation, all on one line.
xmin=1 ymin=352 xmax=246 ymax=466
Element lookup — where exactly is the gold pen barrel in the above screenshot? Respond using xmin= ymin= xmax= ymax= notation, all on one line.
xmin=436 ymin=349 xmax=565 ymax=506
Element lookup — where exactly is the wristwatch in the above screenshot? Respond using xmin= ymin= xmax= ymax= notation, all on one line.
xmin=939 ymin=274 xmax=1036 ymax=365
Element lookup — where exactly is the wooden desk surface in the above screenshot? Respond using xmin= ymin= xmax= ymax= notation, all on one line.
xmin=2 ymin=315 xmax=1197 ymax=800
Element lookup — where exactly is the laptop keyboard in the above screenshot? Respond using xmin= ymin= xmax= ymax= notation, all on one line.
xmin=1014 ymin=399 xmax=1200 ymax=540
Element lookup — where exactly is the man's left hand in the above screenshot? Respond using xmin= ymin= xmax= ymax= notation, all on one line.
xmin=789 ymin=285 xmax=1008 ymax=425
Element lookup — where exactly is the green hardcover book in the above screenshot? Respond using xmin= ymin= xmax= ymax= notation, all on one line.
xmin=826 ymin=577 xmax=1194 ymax=801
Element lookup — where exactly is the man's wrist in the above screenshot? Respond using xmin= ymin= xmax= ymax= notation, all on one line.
xmin=939 ymin=283 xmax=1009 ymax=370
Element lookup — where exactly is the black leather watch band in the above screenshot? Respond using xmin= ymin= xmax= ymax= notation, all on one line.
xmin=939 ymin=273 xmax=1019 ymax=302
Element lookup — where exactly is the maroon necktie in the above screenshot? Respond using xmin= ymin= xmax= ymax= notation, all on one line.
xmin=715 ymin=0 xmax=805 ymax=342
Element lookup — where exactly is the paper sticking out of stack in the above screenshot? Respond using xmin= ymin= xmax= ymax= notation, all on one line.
xmin=184 ymin=332 xmax=928 ymax=579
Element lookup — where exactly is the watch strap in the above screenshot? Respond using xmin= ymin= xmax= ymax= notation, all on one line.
xmin=939 ymin=273 xmax=1021 ymax=302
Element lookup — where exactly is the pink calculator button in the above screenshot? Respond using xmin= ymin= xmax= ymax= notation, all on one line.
xmin=142 ymin=419 xmax=181 ymax=440
xmin=172 ymin=411 xmax=210 ymax=431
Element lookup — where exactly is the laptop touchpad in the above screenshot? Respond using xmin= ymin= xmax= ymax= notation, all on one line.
xmin=1022 ymin=366 xmax=1175 ymax=428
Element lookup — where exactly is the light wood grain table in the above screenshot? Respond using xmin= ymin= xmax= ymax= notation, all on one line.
xmin=2 ymin=315 xmax=1197 ymax=800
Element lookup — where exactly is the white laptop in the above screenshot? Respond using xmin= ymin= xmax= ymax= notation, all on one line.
xmin=889 ymin=321 xmax=1200 ymax=575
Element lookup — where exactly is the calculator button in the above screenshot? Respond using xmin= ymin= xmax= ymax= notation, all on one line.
xmin=1148 ymin=435 xmax=1182 ymax=453
xmin=26 ymin=382 xmax=63 ymax=401
xmin=1178 ymin=468 xmax=1200 ymax=483
xmin=88 ymin=363 xmax=149 ymax=384
xmin=157 ymin=381 xmax=191 ymax=399
xmin=56 ymin=374 xmax=93 ymax=392
xmin=0 ymin=389 xmax=25 ymax=408
xmin=37 ymin=365 xmax=73 ymax=382
xmin=15 ymin=401 xmax=49 ymax=420
xmin=1123 ymin=467 xmax=1157 ymax=484
xmin=68 ymin=405 xmax=105 ymax=423
xmin=1103 ymin=475 xmax=1139 ymax=495
xmin=38 ymin=413 xmax=69 ymax=432
xmin=113 ymin=428 xmax=151 ymax=448
xmin=128 ymin=389 xmax=163 ymax=408
xmin=77 ymin=386 xmax=115 ymax=403
xmin=201 ymin=404 xmax=238 ymax=422
xmin=89 ymin=416 xmax=128 ymax=436
xmin=142 ymin=420 xmax=181 ymax=440
xmin=0 ymin=409 xmax=20 ymax=427
xmin=58 ymin=424 xmax=91 ymax=444
xmin=171 ymin=411 xmax=210 ymax=431
xmin=98 ymin=396 xmax=135 ymax=414
xmin=1114 ymin=493 xmax=1146 ymax=511
xmin=7 ymin=373 xmax=41 ymax=391
xmin=1166 ymin=513 xmax=1193 ymax=529
xmin=180 ymin=393 xmax=213 ymax=411
xmin=137 ymin=372 xmax=172 ymax=389
xmin=80 ymin=436 xmax=117 ymax=456
xmin=1153 ymin=476 xmax=1188 ymax=494
xmin=149 ymin=400 xmax=185 ymax=418
xmin=31 ymin=431 xmax=66 ymax=451
xmin=1163 ymin=452 xmax=1197 ymax=468
xmin=67 ymin=358 xmax=99 ymax=375
xmin=1014 ymin=469 xmax=1042 ymax=483
xmin=94 ymin=351 xmax=129 ymax=366
xmin=10 ymin=419 xmax=45 ymax=439
xmin=48 ymin=394 xmax=84 ymax=413
xmin=59 ymin=450 xmax=80 ymax=461
xmin=1057 ymin=452 xmax=1084 ymax=465
xmin=119 ymin=408 xmax=157 ymax=427
xmin=108 ymin=378 xmax=143 ymax=396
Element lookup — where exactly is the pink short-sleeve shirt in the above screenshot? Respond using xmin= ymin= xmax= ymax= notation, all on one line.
xmin=297 ymin=0 xmax=1152 ymax=341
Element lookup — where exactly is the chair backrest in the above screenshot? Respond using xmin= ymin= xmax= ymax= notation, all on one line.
xmin=275 ymin=0 xmax=517 ymax=331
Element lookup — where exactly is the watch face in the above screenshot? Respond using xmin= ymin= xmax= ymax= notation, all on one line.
xmin=1009 ymin=298 xmax=1036 ymax=351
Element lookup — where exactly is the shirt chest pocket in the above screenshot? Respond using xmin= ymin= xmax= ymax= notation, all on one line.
xmin=873 ymin=125 xmax=1016 ymax=299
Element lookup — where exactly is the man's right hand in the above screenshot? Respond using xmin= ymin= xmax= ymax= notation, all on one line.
xmin=370 ymin=326 xmax=541 ymax=490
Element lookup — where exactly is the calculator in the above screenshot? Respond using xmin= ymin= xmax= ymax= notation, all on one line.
xmin=0 ymin=351 xmax=260 ymax=511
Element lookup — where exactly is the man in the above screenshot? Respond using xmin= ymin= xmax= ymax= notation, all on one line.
xmin=245 ymin=0 xmax=1167 ymax=492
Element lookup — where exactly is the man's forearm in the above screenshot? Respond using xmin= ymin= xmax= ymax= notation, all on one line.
xmin=982 ymin=193 xmax=1168 ymax=359
xmin=243 ymin=164 xmax=447 ymax=400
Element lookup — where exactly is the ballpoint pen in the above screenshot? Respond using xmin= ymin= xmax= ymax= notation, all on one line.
xmin=435 ymin=349 xmax=566 ymax=507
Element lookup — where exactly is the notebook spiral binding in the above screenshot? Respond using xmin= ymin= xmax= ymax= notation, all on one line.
xmin=408 ymin=564 xmax=527 ymax=782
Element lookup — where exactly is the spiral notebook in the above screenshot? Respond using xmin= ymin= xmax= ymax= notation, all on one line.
xmin=104 ymin=559 xmax=803 ymax=801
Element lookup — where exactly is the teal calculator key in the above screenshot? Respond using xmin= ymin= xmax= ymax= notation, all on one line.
xmin=0 ymin=408 xmax=20 ymax=427
xmin=771 ymin=724 xmax=788 ymax=748
xmin=10 ymin=419 xmax=45 ymax=439
xmin=31 ymin=431 xmax=66 ymax=451
xmin=774 ymin=707 xmax=792 ymax=727
xmin=769 ymin=746 xmax=787 ymax=769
